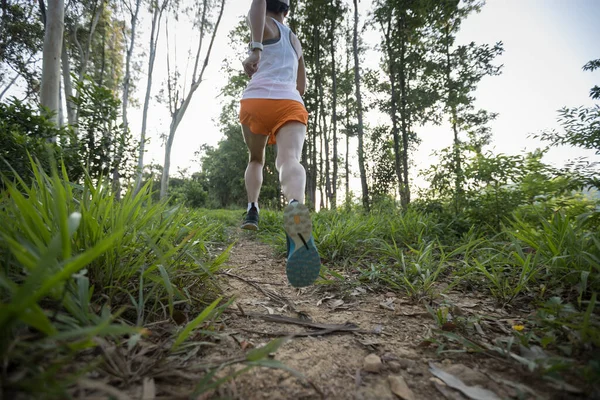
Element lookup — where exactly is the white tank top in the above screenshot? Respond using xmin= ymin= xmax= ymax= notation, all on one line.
xmin=242 ymin=18 xmax=303 ymax=105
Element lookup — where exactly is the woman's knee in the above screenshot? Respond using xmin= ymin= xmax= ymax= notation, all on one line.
xmin=249 ymin=152 xmax=265 ymax=165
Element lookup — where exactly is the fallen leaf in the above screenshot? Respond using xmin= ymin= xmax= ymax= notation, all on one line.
xmin=473 ymin=322 xmax=485 ymax=336
xmin=388 ymin=375 xmax=415 ymax=400
xmin=351 ymin=287 xmax=367 ymax=296
xmin=544 ymin=376 xmax=583 ymax=394
xmin=397 ymin=310 xmax=429 ymax=317
xmin=380 ymin=299 xmax=396 ymax=311
xmin=316 ymin=295 xmax=335 ymax=306
xmin=486 ymin=373 xmax=539 ymax=398
xmin=172 ymin=309 xmax=187 ymax=325
xmin=355 ymin=368 xmax=363 ymax=388
xmin=431 ymin=377 xmax=467 ymax=400
xmin=519 ymin=344 xmax=548 ymax=361
xmin=328 ymin=299 xmax=345 ymax=310
xmin=458 ymin=300 xmax=479 ymax=309
xmin=441 ymin=322 xmax=457 ymax=332
xmin=78 ymin=379 xmax=132 ymax=400
xmin=261 ymin=305 xmax=275 ymax=315
xmin=358 ymin=339 xmax=381 ymax=347
xmin=240 ymin=340 xmax=254 ymax=350
xmin=142 ymin=377 xmax=155 ymax=400
xmin=429 ymin=363 xmax=501 ymax=400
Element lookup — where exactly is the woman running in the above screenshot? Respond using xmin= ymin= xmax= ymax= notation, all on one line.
xmin=239 ymin=0 xmax=320 ymax=287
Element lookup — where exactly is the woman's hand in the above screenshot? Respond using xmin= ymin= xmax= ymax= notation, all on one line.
xmin=243 ymin=50 xmax=261 ymax=77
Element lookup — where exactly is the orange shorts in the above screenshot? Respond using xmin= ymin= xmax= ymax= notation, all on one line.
xmin=239 ymin=99 xmax=308 ymax=145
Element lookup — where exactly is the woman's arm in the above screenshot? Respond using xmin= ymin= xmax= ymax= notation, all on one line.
xmin=243 ymin=0 xmax=266 ymax=77
xmin=247 ymin=0 xmax=265 ymax=43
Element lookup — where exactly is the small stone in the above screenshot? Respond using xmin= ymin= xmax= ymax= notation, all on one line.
xmin=406 ymin=367 xmax=423 ymax=376
xmin=441 ymin=358 xmax=452 ymax=366
xmin=388 ymin=375 xmax=416 ymax=400
xmin=363 ymin=353 xmax=383 ymax=373
xmin=387 ymin=361 xmax=402 ymax=372
xmin=397 ymin=358 xmax=417 ymax=369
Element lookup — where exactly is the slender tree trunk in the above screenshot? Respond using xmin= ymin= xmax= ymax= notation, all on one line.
xmin=73 ymin=0 xmax=105 ymax=126
xmin=310 ymin=111 xmax=318 ymax=208
xmin=382 ymin=17 xmax=404 ymax=205
xmin=160 ymin=0 xmax=225 ymax=199
xmin=318 ymin=119 xmax=324 ymax=210
xmin=352 ymin=0 xmax=369 ymax=211
xmin=113 ymin=0 xmax=142 ymax=199
xmin=0 ymin=73 xmax=19 ymax=100
xmin=134 ymin=0 xmax=167 ymax=195
xmin=58 ymin=79 xmax=64 ymax=126
xmin=330 ymin=25 xmax=338 ymax=209
xmin=99 ymin=26 xmax=106 ymax=86
xmin=344 ymin=25 xmax=351 ymax=204
xmin=61 ymin=36 xmax=75 ymax=126
xmin=316 ymin=32 xmax=331 ymax=209
xmin=398 ymin=15 xmax=410 ymax=208
xmin=40 ymin=0 xmax=64 ymax=126
xmin=445 ymin=26 xmax=462 ymax=211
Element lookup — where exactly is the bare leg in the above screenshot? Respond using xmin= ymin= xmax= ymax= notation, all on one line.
xmin=242 ymin=124 xmax=269 ymax=203
xmin=275 ymin=122 xmax=306 ymax=203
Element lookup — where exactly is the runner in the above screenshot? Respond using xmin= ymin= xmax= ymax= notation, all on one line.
xmin=239 ymin=0 xmax=320 ymax=287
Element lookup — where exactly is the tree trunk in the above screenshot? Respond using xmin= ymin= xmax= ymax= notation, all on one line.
xmin=134 ymin=0 xmax=167 ymax=195
xmin=73 ymin=0 xmax=105 ymax=126
xmin=318 ymin=119 xmax=324 ymax=210
xmin=382 ymin=17 xmax=404 ymax=205
xmin=160 ymin=0 xmax=225 ymax=199
xmin=315 ymin=30 xmax=331 ymax=209
xmin=398 ymin=15 xmax=410 ymax=208
xmin=330 ymin=24 xmax=338 ymax=209
xmin=113 ymin=0 xmax=142 ymax=199
xmin=61 ymin=36 xmax=75 ymax=126
xmin=40 ymin=0 xmax=64 ymax=126
xmin=445 ymin=26 xmax=462 ymax=211
xmin=352 ymin=0 xmax=369 ymax=211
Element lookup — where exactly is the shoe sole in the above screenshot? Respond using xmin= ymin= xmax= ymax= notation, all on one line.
xmin=283 ymin=203 xmax=320 ymax=287
xmin=241 ymin=222 xmax=258 ymax=231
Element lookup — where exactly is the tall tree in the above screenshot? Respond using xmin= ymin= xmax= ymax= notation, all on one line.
xmin=134 ymin=0 xmax=169 ymax=195
xmin=112 ymin=0 xmax=142 ymax=197
xmin=373 ymin=0 xmax=440 ymax=208
xmin=430 ymin=0 xmax=503 ymax=211
xmin=0 ymin=1 xmax=44 ymax=102
xmin=160 ymin=0 xmax=226 ymax=199
xmin=352 ymin=0 xmax=369 ymax=210
xmin=40 ymin=0 xmax=64 ymax=124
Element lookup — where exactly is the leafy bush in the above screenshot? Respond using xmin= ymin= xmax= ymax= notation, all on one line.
xmin=0 ymin=98 xmax=83 ymax=185
xmin=0 ymin=160 xmax=230 ymax=396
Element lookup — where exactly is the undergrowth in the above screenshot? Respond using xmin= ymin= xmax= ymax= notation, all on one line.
xmin=254 ymin=198 xmax=600 ymax=388
xmin=0 ymin=161 xmax=283 ymax=398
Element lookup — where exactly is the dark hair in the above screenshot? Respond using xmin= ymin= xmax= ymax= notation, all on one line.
xmin=266 ymin=0 xmax=289 ymax=14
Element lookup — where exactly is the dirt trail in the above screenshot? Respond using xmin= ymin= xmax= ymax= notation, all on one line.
xmin=207 ymin=234 xmax=579 ymax=400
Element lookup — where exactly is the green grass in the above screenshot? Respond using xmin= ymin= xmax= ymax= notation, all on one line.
xmin=0 ymin=160 xmax=238 ymax=397
xmin=249 ymin=199 xmax=599 ymax=386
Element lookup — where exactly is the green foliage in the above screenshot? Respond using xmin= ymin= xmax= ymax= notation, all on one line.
xmin=0 ymin=159 xmax=229 ymax=396
xmin=198 ymin=105 xmax=281 ymax=209
xmin=71 ymin=76 xmax=136 ymax=182
xmin=0 ymin=98 xmax=84 ymax=184
xmin=0 ymin=0 xmax=44 ymax=99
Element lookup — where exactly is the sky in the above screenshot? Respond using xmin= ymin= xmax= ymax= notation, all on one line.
xmin=123 ymin=0 xmax=600 ymax=190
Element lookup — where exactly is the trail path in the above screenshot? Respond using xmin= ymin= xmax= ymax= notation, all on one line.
xmin=206 ymin=234 xmax=580 ymax=400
